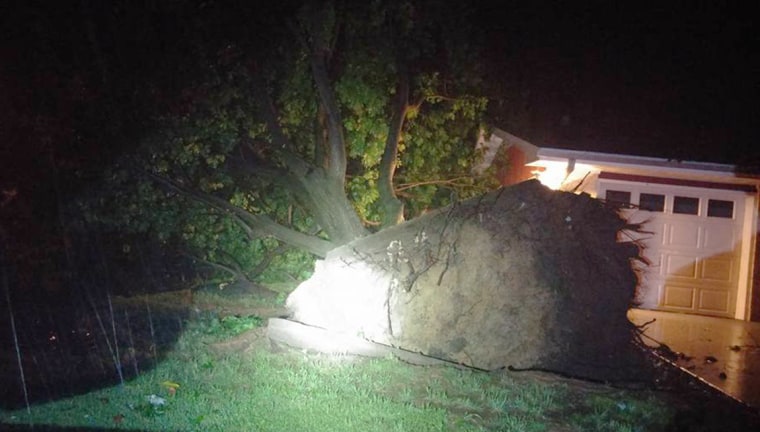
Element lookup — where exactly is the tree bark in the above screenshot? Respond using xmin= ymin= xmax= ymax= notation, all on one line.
xmin=291 ymin=168 xmax=368 ymax=245
xmin=378 ymin=64 xmax=409 ymax=228
xmin=303 ymin=1 xmax=347 ymax=181
xmin=250 ymin=80 xmax=368 ymax=245
xmin=310 ymin=51 xmax=347 ymax=180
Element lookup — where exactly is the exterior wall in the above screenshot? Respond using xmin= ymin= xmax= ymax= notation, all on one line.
xmin=501 ymin=144 xmax=536 ymax=185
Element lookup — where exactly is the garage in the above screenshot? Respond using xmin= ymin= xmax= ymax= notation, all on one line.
xmin=597 ymin=173 xmax=754 ymax=318
xmin=485 ymin=128 xmax=760 ymax=321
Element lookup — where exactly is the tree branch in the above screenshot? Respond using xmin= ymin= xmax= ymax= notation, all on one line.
xmin=179 ymin=251 xmax=251 ymax=283
xmin=396 ymin=177 xmax=474 ymax=192
xmin=250 ymin=77 xmax=291 ymax=150
xmin=377 ymin=61 xmax=410 ymax=227
xmin=310 ymin=55 xmax=346 ymax=179
xmin=143 ymin=170 xmax=335 ymax=257
xmin=314 ymin=103 xmax=329 ymax=169
xmin=303 ymin=2 xmax=347 ymax=180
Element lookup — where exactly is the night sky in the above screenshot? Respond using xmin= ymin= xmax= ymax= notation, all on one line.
xmin=479 ymin=2 xmax=758 ymax=165
xmin=2 ymin=2 xmax=758 ymax=181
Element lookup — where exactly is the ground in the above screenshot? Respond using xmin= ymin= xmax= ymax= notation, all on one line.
xmin=1 ymin=287 xmax=759 ymax=431
xmin=2 ymin=182 xmax=758 ymax=429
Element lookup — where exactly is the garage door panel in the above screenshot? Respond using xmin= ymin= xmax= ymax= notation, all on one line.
xmin=666 ymin=222 xmax=701 ymax=248
xmin=637 ymin=220 xmax=665 ymax=247
xmin=663 ymin=283 xmax=731 ymax=315
xmin=621 ymin=216 xmax=664 ymax=245
xmin=665 ymin=254 xmax=698 ymax=278
xmin=649 ymin=253 xmax=663 ymax=274
xmin=625 ymin=211 xmax=653 ymax=226
xmin=699 ymin=289 xmax=730 ymax=313
xmin=702 ymin=225 xmax=737 ymax=252
xmin=663 ymin=285 xmax=696 ymax=309
xmin=701 ymin=257 xmax=734 ymax=282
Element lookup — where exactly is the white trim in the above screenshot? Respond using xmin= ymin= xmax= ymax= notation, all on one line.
xmin=537 ymin=147 xmax=738 ymax=175
xmin=535 ymin=149 xmax=760 ymax=186
xmin=737 ymin=194 xmax=756 ymax=319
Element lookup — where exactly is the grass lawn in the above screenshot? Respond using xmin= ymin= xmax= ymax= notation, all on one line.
xmin=0 ymin=289 xmax=755 ymax=431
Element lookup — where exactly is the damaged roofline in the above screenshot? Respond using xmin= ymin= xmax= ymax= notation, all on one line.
xmin=535 ymin=147 xmax=739 ymax=177
xmin=490 ymin=128 xmax=760 ymax=186
xmin=490 ymin=128 xmax=737 ymax=176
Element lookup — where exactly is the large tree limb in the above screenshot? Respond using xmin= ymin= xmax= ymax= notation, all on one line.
xmin=309 ymin=52 xmax=346 ymax=180
xmin=227 ymin=144 xmax=366 ymax=244
xmin=179 ymin=250 xmax=251 ymax=283
xmin=145 ymin=171 xmax=335 ymax=257
xmin=314 ymin=103 xmax=329 ymax=169
xmin=302 ymin=2 xmax=347 ymax=181
xmin=378 ymin=62 xmax=410 ymax=227
xmin=396 ymin=177 xmax=474 ymax=192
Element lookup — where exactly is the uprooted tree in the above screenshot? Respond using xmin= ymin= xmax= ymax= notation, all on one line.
xmin=84 ymin=0 xmax=498 ymax=286
xmin=75 ymin=1 xmax=658 ymax=382
xmin=285 ymin=180 xmax=655 ymax=382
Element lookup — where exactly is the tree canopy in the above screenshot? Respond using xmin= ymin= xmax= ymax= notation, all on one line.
xmin=84 ymin=0 xmax=498 ymax=287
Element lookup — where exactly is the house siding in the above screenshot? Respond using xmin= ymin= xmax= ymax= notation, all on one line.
xmin=501 ymin=144 xmax=535 ymax=185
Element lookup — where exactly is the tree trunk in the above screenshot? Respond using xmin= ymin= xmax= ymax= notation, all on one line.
xmin=294 ymin=168 xmax=368 ymax=245
xmin=377 ymin=65 xmax=409 ymax=228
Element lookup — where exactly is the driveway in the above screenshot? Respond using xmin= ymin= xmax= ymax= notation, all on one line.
xmin=628 ymin=308 xmax=760 ymax=410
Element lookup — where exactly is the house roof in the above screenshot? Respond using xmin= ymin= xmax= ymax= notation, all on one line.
xmin=493 ymin=128 xmax=760 ymax=187
xmin=494 ymin=121 xmax=760 ymax=175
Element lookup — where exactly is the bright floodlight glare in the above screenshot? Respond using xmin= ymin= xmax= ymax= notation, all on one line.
xmin=533 ymin=160 xmax=593 ymax=191
xmin=286 ymin=258 xmax=395 ymax=346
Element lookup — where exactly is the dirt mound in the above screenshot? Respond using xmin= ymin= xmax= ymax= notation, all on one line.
xmin=287 ymin=180 xmax=651 ymax=381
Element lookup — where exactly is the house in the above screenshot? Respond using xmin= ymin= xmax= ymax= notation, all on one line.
xmin=485 ymin=129 xmax=760 ymax=322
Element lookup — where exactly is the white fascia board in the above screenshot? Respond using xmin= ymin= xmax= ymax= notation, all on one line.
xmin=492 ymin=128 xmax=540 ymax=162
xmin=534 ymin=147 xmax=759 ymax=185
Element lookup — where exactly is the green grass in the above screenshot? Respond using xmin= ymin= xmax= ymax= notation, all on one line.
xmin=192 ymin=312 xmax=265 ymax=339
xmin=0 ymin=312 xmax=677 ymax=431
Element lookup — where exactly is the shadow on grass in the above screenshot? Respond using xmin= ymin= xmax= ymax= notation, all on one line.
xmin=0 ymin=299 xmax=187 ymax=410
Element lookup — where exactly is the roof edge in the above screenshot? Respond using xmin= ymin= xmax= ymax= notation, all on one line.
xmin=537 ymin=147 xmax=735 ymax=173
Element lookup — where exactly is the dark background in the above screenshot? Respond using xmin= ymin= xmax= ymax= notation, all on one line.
xmin=0 ymin=0 xmax=757 ymax=260
xmin=2 ymin=1 xmax=757 ymax=194
xmin=480 ymin=2 xmax=757 ymax=165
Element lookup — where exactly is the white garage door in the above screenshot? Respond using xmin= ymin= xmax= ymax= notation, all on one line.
xmin=598 ymin=178 xmax=747 ymax=318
